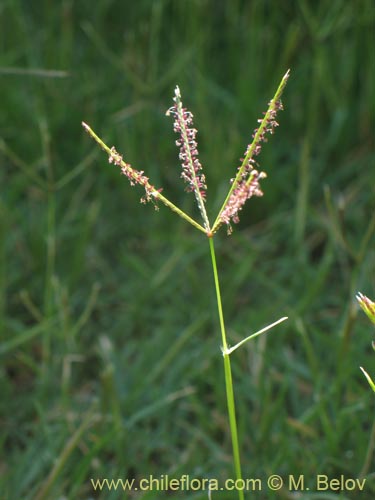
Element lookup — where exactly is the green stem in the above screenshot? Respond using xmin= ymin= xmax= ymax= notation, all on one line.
xmin=360 ymin=367 xmax=375 ymax=393
xmin=224 ymin=316 xmax=288 ymax=355
xmin=208 ymin=236 xmax=244 ymax=500
xmin=156 ymin=190 xmax=207 ymax=234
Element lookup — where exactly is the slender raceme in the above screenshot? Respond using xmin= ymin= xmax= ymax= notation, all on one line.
xmin=212 ymin=69 xmax=289 ymax=234
xmin=81 ymin=122 xmax=207 ymax=235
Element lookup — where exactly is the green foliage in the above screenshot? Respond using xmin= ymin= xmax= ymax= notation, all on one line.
xmin=1 ymin=0 xmax=374 ymax=498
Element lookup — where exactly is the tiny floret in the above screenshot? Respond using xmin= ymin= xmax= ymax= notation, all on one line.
xmin=108 ymin=146 xmax=159 ymax=204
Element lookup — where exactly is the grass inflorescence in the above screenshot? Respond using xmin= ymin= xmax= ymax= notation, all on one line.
xmin=83 ymin=74 xmax=290 ymax=499
xmin=1 ymin=1 xmax=374 ymax=498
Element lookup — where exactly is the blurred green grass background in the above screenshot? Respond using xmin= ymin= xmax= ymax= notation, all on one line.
xmin=0 ymin=0 xmax=374 ymax=499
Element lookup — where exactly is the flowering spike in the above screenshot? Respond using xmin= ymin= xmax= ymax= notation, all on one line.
xmin=166 ymin=86 xmax=210 ymax=232
xmin=108 ymin=146 xmax=159 ymax=205
xmin=212 ymin=70 xmax=290 ymax=234
xmin=220 ymin=170 xmax=267 ymax=230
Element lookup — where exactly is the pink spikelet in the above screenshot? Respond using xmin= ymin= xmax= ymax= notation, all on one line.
xmin=108 ymin=146 xmax=160 ymax=206
xmin=220 ymin=170 xmax=267 ymax=230
xmin=81 ymin=122 xmax=162 ymax=208
xmin=216 ymin=70 xmax=289 ymax=233
xmin=166 ymin=86 xmax=210 ymax=230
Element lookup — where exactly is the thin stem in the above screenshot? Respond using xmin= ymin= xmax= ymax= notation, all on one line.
xmin=156 ymin=191 xmax=207 ymax=234
xmin=208 ymin=236 xmax=244 ymax=500
xmin=360 ymin=367 xmax=375 ymax=393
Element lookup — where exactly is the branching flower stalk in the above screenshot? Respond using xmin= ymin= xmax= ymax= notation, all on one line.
xmin=83 ymin=71 xmax=289 ymax=499
xmin=81 ymin=123 xmax=207 ymax=235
